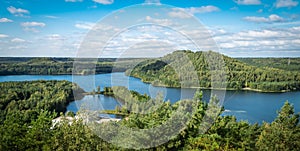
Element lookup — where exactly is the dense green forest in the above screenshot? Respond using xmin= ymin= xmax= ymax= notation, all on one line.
xmin=127 ymin=50 xmax=300 ymax=92
xmin=1 ymin=81 xmax=300 ymax=150
xmin=0 ymin=80 xmax=84 ymax=124
xmin=2 ymin=56 xmax=299 ymax=76
xmin=238 ymin=57 xmax=300 ymax=71
xmin=0 ymin=57 xmax=145 ymax=75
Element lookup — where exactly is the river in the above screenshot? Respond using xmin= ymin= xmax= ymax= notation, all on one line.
xmin=0 ymin=72 xmax=299 ymax=124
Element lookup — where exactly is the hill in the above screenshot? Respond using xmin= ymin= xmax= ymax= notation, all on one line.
xmin=237 ymin=58 xmax=300 ymax=72
xmin=126 ymin=50 xmax=300 ymax=92
xmin=0 ymin=57 xmax=146 ymax=75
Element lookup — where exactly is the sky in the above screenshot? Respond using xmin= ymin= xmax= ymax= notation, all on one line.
xmin=0 ymin=0 xmax=300 ymax=57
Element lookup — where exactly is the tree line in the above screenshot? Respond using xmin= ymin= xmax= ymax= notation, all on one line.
xmin=0 ymin=57 xmax=145 ymax=75
xmin=238 ymin=57 xmax=300 ymax=72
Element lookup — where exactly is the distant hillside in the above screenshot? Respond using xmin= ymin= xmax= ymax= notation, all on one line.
xmin=0 ymin=57 xmax=72 ymax=63
xmin=126 ymin=50 xmax=300 ymax=92
xmin=0 ymin=57 xmax=146 ymax=75
xmin=237 ymin=58 xmax=300 ymax=72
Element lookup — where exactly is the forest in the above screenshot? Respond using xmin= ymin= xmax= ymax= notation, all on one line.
xmin=0 ymin=80 xmax=84 ymax=124
xmin=0 ymin=81 xmax=300 ymax=150
xmin=127 ymin=50 xmax=300 ymax=92
xmin=0 ymin=57 xmax=144 ymax=75
xmin=238 ymin=57 xmax=300 ymax=71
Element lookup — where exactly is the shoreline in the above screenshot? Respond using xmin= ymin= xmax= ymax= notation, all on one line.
xmin=138 ymin=81 xmax=291 ymax=93
xmin=142 ymin=82 xmax=291 ymax=93
xmin=0 ymin=71 xmax=125 ymax=76
xmin=126 ymin=74 xmax=293 ymax=93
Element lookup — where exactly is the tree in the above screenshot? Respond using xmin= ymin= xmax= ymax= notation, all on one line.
xmin=256 ymin=101 xmax=300 ymax=150
xmin=193 ymin=89 xmax=203 ymax=101
xmin=66 ymin=111 xmax=75 ymax=117
xmin=25 ymin=110 xmax=56 ymax=150
xmin=0 ymin=111 xmax=28 ymax=150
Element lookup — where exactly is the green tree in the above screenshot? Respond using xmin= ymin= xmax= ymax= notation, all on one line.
xmin=256 ymin=101 xmax=300 ymax=150
xmin=25 ymin=110 xmax=56 ymax=150
xmin=0 ymin=111 xmax=28 ymax=150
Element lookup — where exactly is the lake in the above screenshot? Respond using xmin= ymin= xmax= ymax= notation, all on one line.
xmin=0 ymin=72 xmax=299 ymax=124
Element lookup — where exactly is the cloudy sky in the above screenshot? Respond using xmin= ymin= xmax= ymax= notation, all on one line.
xmin=0 ymin=0 xmax=300 ymax=57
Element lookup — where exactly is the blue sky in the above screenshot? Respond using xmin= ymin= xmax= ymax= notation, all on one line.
xmin=0 ymin=0 xmax=300 ymax=57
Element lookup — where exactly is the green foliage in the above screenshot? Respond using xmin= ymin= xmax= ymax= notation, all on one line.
xmin=50 ymin=119 xmax=112 ymax=150
xmin=0 ymin=57 xmax=146 ymax=75
xmin=238 ymin=58 xmax=300 ymax=71
xmin=256 ymin=101 xmax=300 ymax=150
xmin=0 ymin=111 xmax=28 ymax=150
xmin=66 ymin=111 xmax=75 ymax=117
xmin=112 ymin=86 xmax=159 ymax=114
xmin=127 ymin=50 xmax=300 ymax=92
xmin=0 ymin=80 xmax=84 ymax=120
xmin=24 ymin=110 xmax=57 ymax=150
xmin=102 ymin=87 xmax=114 ymax=95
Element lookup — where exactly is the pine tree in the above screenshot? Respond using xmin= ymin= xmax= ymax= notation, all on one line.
xmin=256 ymin=101 xmax=300 ymax=150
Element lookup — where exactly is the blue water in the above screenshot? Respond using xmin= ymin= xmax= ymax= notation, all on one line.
xmin=0 ymin=72 xmax=299 ymax=124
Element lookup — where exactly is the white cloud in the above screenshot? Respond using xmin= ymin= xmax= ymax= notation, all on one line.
xmin=234 ymin=0 xmax=261 ymax=5
xmin=269 ymin=14 xmax=284 ymax=22
xmin=0 ymin=34 xmax=9 ymax=38
xmin=275 ymin=0 xmax=298 ymax=8
xmin=0 ymin=18 xmax=13 ymax=23
xmin=257 ymin=9 xmax=263 ymax=13
xmin=186 ymin=6 xmax=220 ymax=14
xmin=44 ymin=15 xmax=58 ymax=19
xmin=21 ymin=22 xmax=46 ymax=33
xmin=209 ymin=28 xmax=228 ymax=36
xmin=75 ymin=22 xmax=95 ymax=30
xmin=65 ymin=0 xmax=83 ymax=2
xmin=11 ymin=38 xmax=26 ymax=43
xmin=214 ymin=26 xmax=300 ymax=57
xmin=24 ymin=28 xmax=40 ymax=33
xmin=168 ymin=9 xmax=192 ymax=19
xmin=145 ymin=16 xmax=173 ymax=26
xmin=144 ymin=0 xmax=161 ymax=4
xmin=21 ymin=22 xmax=46 ymax=27
xmin=7 ymin=6 xmax=30 ymax=17
xmin=8 ymin=46 xmax=28 ymax=50
xmin=0 ymin=31 xmax=84 ymax=57
xmin=93 ymin=0 xmax=114 ymax=5
xmin=89 ymin=5 xmax=98 ymax=9
xmin=237 ymin=30 xmax=287 ymax=38
xmin=168 ymin=6 xmax=220 ymax=19
xmin=98 ymin=25 xmax=202 ymax=57
xmin=47 ymin=34 xmax=65 ymax=40
xmin=244 ymin=16 xmax=268 ymax=22
xmin=244 ymin=14 xmax=284 ymax=23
